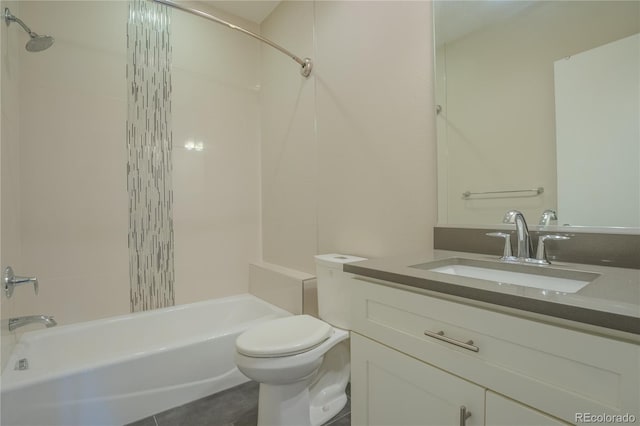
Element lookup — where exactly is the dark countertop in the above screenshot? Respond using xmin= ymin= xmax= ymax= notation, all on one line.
xmin=344 ymin=250 xmax=640 ymax=342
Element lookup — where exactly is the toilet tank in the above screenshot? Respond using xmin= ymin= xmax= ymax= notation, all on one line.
xmin=314 ymin=254 xmax=367 ymax=330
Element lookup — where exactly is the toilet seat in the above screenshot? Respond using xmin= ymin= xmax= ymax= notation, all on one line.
xmin=236 ymin=315 xmax=333 ymax=358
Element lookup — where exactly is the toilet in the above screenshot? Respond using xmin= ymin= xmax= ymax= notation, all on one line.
xmin=234 ymin=254 xmax=366 ymax=426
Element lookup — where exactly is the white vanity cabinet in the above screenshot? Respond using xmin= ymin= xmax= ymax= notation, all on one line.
xmin=485 ymin=391 xmax=570 ymax=426
xmin=349 ymin=277 xmax=639 ymax=426
xmin=351 ymin=332 xmax=485 ymax=426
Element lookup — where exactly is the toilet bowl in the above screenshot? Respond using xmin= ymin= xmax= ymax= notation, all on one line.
xmin=234 ymin=254 xmax=366 ymax=426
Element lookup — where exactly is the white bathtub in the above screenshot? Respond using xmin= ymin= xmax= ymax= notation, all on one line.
xmin=1 ymin=294 xmax=290 ymax=426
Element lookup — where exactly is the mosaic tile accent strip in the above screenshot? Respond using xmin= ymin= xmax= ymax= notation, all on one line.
xmin=126 ymin=0 xmax=175 ymax=312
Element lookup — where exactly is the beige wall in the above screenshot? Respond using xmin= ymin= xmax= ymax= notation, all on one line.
xmin=2 ymin=0 xmax=439 ymax=366
xmin=172 ymin=3 xmax=261 ymax=305
xmin=437 ymin=1 xmax=640 ymax=225
xmin=260 ymin=1 xmax=317 ymax=274
xmin=261 ymin=1 xmax=438 ymax=274
xmin=0 ymin=0 xmax=21 ymax=371
xmin=1 ymin=1 xmax=261 ymax=349
xmin=15 ymin=0 xmax=130 ymax=327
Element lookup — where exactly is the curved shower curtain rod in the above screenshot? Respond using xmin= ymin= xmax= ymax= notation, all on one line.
xmin=150 ymin=0 xmax=313 ymax=77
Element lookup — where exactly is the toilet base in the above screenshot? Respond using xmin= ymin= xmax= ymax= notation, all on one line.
xmin=309 ymin=340 xmax=350 ymax=425
xmin=257 ymin=380 xmax=348 ymax=426
xmin=310 ymin=392 xmax=347 ymax=426
xmin=254 ymin=339 xmax=350 ymax=426
xmin=258 ymin=380 xmax=312 ymax=426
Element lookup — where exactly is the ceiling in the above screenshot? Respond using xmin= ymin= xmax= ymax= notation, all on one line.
xmin=198 ymin=1 xmax=538 ymax=40
xmin=199 ymin=1 xmax=537 ymax=34
xmin=199 ymin=1 xmax=281 ymax=23
xmin=435 ymin=0 xmax=536 ymax=45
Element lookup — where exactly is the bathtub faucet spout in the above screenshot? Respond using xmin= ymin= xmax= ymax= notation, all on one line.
xmin=8 ymin=315 xmax=57 ymax=331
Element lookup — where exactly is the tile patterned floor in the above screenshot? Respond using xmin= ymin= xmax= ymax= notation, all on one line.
xmin=127 ymin=381 xmax=351 ymax=426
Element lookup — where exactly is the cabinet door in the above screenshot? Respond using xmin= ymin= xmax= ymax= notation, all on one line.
xmin=351 ymin=332 xmax=484 ymax=426
xmin=486 ymin=391 xmax=571 ymax=426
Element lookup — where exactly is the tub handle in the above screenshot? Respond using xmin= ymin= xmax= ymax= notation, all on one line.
xmin=4 ymin=266 xmax=39 ymax=298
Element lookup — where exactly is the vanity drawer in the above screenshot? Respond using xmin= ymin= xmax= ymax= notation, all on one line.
xmin=350 ymin=276 xmax=640 ymax=424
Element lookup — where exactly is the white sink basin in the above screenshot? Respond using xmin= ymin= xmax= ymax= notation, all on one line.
xmin=412 ymin=258 xmax=599 ymax=294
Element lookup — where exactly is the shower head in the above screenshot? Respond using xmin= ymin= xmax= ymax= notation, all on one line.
xmin=4 ymin=8 xmax=54 ymax=52
xmin=25 ymin=34 xmax=54 ymax=52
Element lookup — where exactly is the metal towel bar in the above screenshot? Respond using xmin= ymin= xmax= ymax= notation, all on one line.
xmin=462 ymin=187 xmax=544 ymax=200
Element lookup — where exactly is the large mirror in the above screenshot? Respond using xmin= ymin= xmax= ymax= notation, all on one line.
xmin=434 ymin=1 xmax=639 ymax=229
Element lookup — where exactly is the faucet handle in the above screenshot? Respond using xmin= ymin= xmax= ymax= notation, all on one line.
xmin=535 ymin=234 xmax=570 ymax=264
xmin=4 ymin=267 xmax=38 ymax=298
xmin=539 ymin=209 xmax=558 ymax=226
xmin=486 ymin=232 xmax=515 ymax=261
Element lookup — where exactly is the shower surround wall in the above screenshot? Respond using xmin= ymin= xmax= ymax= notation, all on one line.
xmin=1 ymin=0 xmax=437 ymax=369
xmin=0 ymin=1 xmax=261 ymax=345
xmin=3 ymin=0 xmax=135 ymax=331
xmin=127 ymin=0 xmax=175 ymax=311
xmin=260 ymin=1 xmax=437 ymax=274
xmin=1 ymin=0 xmax=23 ymax=370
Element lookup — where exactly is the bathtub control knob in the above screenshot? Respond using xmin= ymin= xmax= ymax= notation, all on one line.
xmin=4 ymin=266 xmax=39 ymax=298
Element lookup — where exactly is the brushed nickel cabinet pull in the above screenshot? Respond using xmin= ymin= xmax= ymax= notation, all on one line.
xmin=459 ymin=405 xmax=472 ymax=426
xmin=424 ymin=330 xmax=480 ymax=352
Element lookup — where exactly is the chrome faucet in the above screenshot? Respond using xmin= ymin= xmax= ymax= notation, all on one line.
xmin=8 ymin=315 xmax=57 ymax=332
xmin=502 ymin=210 xmax=533 ymax=259
xmin=539 ymin=209 xmax=558 ymax=226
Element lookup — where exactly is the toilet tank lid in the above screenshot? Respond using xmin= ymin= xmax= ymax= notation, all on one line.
xmin=236 ymin=315 xmax=333 ymax=358
xmin=314 ymin=254 xmax=367 ymax=269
